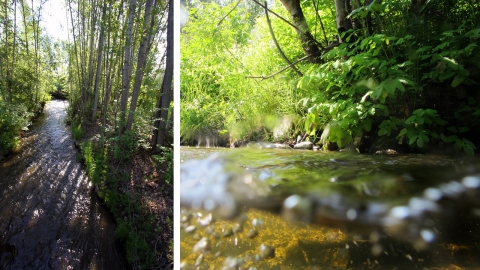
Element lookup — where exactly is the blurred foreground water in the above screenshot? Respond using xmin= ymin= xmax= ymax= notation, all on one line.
xmin=180 ymin=147 xmax=480 ymax=269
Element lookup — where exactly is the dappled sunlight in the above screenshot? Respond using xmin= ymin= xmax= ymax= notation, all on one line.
xmin=0 ymin=100 xmax=126 ymax=269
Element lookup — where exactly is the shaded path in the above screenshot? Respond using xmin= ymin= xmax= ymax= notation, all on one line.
xmin=0 ymin=100 xmax=127 ymax=269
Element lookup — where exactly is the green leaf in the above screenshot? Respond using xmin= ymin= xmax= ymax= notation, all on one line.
xmin=440 ymin=133 xmax=448 ymax=142
xmin=417 ymin=137 xmax=424 ymax=147
xmin=405 ymin=115 xmax=416 ymax=124
xmin=419 ymin=133 xmax=429 ymax=143
xmin=398 ymin=128 xmax=407 ymax=137
xmin=416 ymin=117 xmax=424 ymax=125
xmin=451 ymin=75 xmax=465 ymax=87
xmin=409 ymin=135 xmax=418 ymax=145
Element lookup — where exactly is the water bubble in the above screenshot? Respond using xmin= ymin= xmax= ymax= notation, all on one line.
xmin=424 ymin=188 xmax=442 ymax=201
xmin=346 ymin=208 xmax=357 ymax=220
xmin=420 ymin=229 xmax=435 ymax=242
xmin=390 ymin=206 xmax=410 ymax=219
xmin=462 ymin=175 xmax=480 ymax=189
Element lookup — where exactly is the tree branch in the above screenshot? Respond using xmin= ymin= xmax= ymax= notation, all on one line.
xmin=264 ymin=1 xmax=302 ymax=77
xmin=245 ymin=41 xmax=340 ymax=80
xmin=217 ymin=0 xmax=241 ymax=27
xmin=250 ymin=0 xmax=324 ymax=51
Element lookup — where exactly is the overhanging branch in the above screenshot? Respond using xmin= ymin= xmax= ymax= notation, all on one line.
xmin=245 ymin=42 xmax=340 ymax=81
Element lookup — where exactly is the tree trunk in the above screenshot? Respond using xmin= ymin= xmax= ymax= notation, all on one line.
xmin=334 ymin=0 xmax=353 ymax=42
xmin=91 ymin=0 xmax=107 ymax=123
xmin=119 ymin=0 xmax=137 ymax=135
xmin=125 ymin=0 xmax=156 ymax=132
xmin=152 ymin=0 xmax=173 ymax=149
xmin=279 ymin=0 xmax=323 ymax=63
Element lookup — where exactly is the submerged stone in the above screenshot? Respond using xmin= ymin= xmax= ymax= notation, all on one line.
xmin=293 ymin=141 xmax=313 ymax=150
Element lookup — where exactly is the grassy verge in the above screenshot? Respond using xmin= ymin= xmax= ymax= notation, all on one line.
xmin=74 ymin=122 xmax=173 ymax=269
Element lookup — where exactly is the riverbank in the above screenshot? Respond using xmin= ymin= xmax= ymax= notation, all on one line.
xmin=72 ymin=122 xmax=173 ymax=269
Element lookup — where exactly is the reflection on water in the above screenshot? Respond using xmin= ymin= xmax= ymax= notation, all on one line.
xmin=0 ymin=100 xmax=126 ymax=269
xmin=180 ymin=147 xmax=480 ymax=269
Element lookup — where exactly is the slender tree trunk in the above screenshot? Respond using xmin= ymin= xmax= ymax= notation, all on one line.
xmin=334 ymin=0 xmax=353 ymax=42
xmin=279 ymin=0 xmax=323 ymax=63
xmin=152 ymin=0 xmax=173 ymax=149
xmin=11 ymin=0 xmax=17 ymax=81
xmin=86 ymin=0 xmax=98 ymax=105
xmin=125 ymin=0 xmax=156 ymax=132
xmin=4 ymin=0 xmax=10 ymax=101
xmin=92 ymin=2 xmax=107 ymax=123
xmin=21 ymin=0 xmax=28 ymax=54
xmin=119 ymin=0 xmax=137 ymax=135
xmin=91 ymin=0 xmax=107 ymax=123
xmin=68 ymin=0 xmax=84 ymax=115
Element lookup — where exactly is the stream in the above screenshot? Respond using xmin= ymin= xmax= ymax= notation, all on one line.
xmin=0 ymin=100 xmax=127 ymax=269
xmin=180 ymin=147 xmax=480 ymax=269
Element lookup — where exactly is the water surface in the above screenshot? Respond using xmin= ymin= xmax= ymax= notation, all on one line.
xmin=180 ymin=147 xmax=480 ymax=269
xmin=0 ymin=100 xmax=126 ymax=269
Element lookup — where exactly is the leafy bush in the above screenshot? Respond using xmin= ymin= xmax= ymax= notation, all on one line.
xmin=152 ymin=147 xmax=173 ymax=184
xmin=0 ymin=101 xmax=32 ymax=155
xmin=111 ymin=131 xmax=138 ymax=161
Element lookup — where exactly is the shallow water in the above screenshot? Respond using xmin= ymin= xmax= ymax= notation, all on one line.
xmin=0 ymin=100 xmax=126 ymax=269
xmin=180 ymin=147 xmax=480 ymax=269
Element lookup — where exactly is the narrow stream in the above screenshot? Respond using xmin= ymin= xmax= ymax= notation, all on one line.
xmin=0 ymin=100 xmax=127 ymax=269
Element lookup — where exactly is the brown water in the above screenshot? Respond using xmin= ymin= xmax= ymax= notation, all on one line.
xmin=0 ymin=100 xmax=127 ymax=269
xmin=180 ymin=147 xmax=480 ymax=269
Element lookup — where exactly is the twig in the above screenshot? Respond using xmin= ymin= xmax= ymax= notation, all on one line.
xmin=245 ymin=42 xmax=340 ymax=80
xmin=264 ymin=1 xmax=302 ymax=77
xmin=217 ymin=0 xmax=241 ymax=27
xmin=250 ymin=0 xmax=324 ymax=50
xmin=245 ymin=54 xmax=311 ymax=80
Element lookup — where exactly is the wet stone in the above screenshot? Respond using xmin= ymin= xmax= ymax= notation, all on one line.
xmin=185 ymin=225 xmax=197 ymax=233
xmin=223 ymin=228 xmax=233 ymax=237
xmin=247 ymin=229 xmax=258 ymax=238
xmin=259 ymin=244 xmax=275 ymax=259
xmin=193 ymin=237 xmax=210 ymax=254
xmin=222 ymin=256 xmax=245 ymax=270
xmin=293 ymin=141 xmax=313 ymax=150
xmin=195 ymin=254 xmax=204 ymax=267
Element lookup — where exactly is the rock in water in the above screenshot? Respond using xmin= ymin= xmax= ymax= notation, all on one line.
xmin=294 ymin=141 xmax=313 ymax=150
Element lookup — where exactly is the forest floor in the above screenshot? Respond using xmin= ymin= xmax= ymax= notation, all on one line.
xmin=80 ymin=123 xmax=174 ymax=269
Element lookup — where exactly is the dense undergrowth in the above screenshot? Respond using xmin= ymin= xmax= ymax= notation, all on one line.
xmin=181 ymin=0 xmax=480 ymax=154
xmin=73 ymin=120 xmax=173 ymax=269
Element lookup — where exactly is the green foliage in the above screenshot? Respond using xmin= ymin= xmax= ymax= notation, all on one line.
xmin=298 ymin=17 xmax=480 ymax=154
xmin=71 ymin=121 xmax=83 ymax=141
xmin=181 ymin=0 xmax=480 ymax=154
xmin=0 ymin=101 xmax=32 ymax=155
xmin=112 ymin=131 xmax=138 ymax=161
xmin=181 ymin=0 xmax=301 ymax=143
xmin=152 ymin=147 xmax=173 ymax=184
xmin=80 ymin=142 xmax=158 ymax=268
